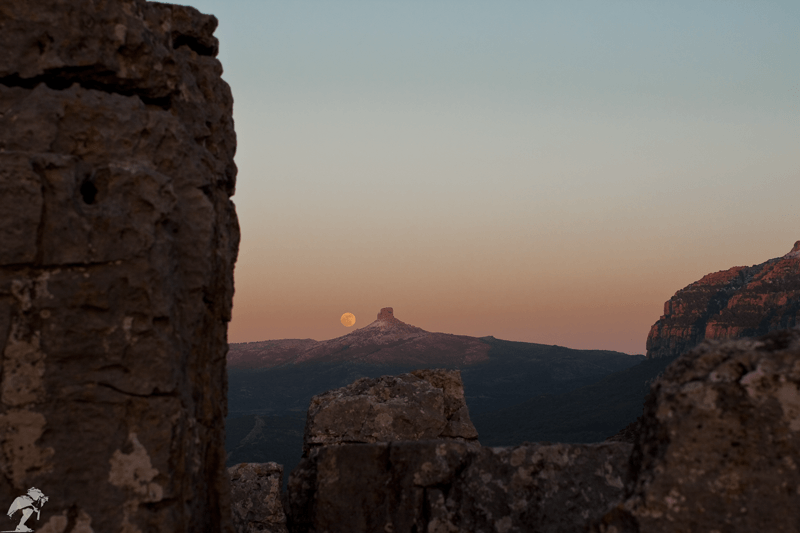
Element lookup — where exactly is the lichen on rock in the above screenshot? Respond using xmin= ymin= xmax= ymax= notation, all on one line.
xmin=229 ymin=462 xmax=288 ymax=533
xmin=596 ymin=327 xmax=800 ymax=532
xmin=302 ymin=368 xmax=479 ymax=455
xmin=0 ymin=0 xmax=239 ymax=530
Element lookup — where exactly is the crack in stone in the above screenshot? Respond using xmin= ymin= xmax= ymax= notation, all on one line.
xmin=0 ymin=66 xmax=171 ymax=109
xmin=171 ymin=33 xmax=217 ymax=56
xmin=97 ymin=382 xmax=177 ymax=398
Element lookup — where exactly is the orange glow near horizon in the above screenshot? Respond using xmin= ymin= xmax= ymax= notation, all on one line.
xmin=227 ymin=237 xmax=800 ymax=355
xmin=193 ymin=1 xmax=800 ymax=355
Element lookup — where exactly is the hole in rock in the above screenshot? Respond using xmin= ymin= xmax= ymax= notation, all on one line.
xmin=172 ymin=34 xmax=216 ymax=56
xmin=80 ymin=179 xmax=98 ymax=204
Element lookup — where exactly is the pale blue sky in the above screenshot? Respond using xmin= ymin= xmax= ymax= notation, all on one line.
xmin=181 ymin=0 xmax=800 ymax=353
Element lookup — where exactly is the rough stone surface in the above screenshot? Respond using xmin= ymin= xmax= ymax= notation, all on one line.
xmin=302 ymin=369 xmax=479 ymax=455
xmin=596 ymin=327 xmax=800 ymax=532
xmin=229 ymin=463 xmax=288 ymax=533
xmin=287 ymin=440 xmax=632 ymax=533
xmin=647 ymin=241 xmax=800 ymax=359
xmin=0 ymin=1 xmax=238 ymax=531
xmin=376 ymin=306 xmax=399 ymax=322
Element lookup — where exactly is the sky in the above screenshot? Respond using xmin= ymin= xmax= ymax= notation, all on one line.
xmin=179 ymin=0 xmax=799 ymax=355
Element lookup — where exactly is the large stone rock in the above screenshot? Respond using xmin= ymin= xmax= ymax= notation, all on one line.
xmin=302 ymin=369 xmax=479 ymax=455
xmin=596 ymin=327 xmax=800 ymax=532
xmin=646 ymin=241 xmax=800 ymax=359
xmin=229 ymin=463 xmax=288 ymax=533
xmin=0 ymin=1 xmax=238 ymax=531
xmin=287 ymin=440 xmax=632 ymax=533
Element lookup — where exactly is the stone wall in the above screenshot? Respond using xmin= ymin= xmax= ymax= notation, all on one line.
xmin=0 ymin=1 xmax=238 ymax=531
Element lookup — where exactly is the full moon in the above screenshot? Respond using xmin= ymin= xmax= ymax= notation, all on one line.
xmin=340 ymin=312 xmax=356 ymax=327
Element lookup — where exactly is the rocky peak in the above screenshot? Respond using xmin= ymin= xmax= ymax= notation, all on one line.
xmin=230 ymin=307 xmax=492 ymax=367
xmin=374 ymin=306 xmax=405 ymax=327
xmin=647 ymin=241 xmax=800 ymax=358
xmin=377 ymin=307 xmax=395 ymax=320
xmin=784 ymin=240 xmax=800 ymax=259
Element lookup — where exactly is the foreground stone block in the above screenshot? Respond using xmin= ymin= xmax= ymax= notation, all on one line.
xmin=287 ymin=440 xmax=632 ymax=533
xmin=303 ymin=369 xmax=479 ymax=454
xmin=229 ymin=463 xmax=288 ymax=533
xmin=596 ymin=328 xmax=800 ymax=532
xmin=0 ymin=0 xmax=238 ymax=531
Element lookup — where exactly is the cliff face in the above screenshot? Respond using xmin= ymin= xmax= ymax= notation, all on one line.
xmin=646 ymin=241 xmax=800 ymax=358
xmin=0 ymin=1 xmax=238 ymax=531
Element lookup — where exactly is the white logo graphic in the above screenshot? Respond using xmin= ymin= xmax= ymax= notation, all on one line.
xmin=4 ymin=487 xmax=48 ymax=533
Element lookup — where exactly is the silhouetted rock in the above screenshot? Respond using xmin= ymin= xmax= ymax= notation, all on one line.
xmin=303 ymin=369 xmax=479 ymax=455
xmin=605 ymin=417 xmax=643 ymax=444
xmin=287 ymin=440 xmax=632 ymax=533
xmin=647 ymin=241 xmax=800 ymax=358
xmin=0 ymin=0 xmax=238 ymax=530
xmin=229 ymin=463 xmax=288 ymax=533
xmin=376 ymin=306 xmax=398 ymax=322
xmin=596 ymin=327 xmax=800 ymax=532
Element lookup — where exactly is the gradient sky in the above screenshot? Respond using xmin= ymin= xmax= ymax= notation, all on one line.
xmin=179 ymin=0 xmax=799 ymax=354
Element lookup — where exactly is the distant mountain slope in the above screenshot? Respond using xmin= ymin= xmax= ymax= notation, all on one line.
xmin=227 ymin=307 xmax=491 ymax=369
xmin=458 ymin=336 xmax=645 ymax=415
xmin=225 ymin=307 xmax=644 ymax=482
xmin=227 ymin=332 xmax=643 ymax=418
xmin=471 ymin=355 xmax=678 ymax=445
xmin=647 ymin=241 xmax=800 ymax=359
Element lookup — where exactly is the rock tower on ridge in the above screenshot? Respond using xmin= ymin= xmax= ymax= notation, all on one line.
xmin=377 ymin=307 xmax=395 ymax=320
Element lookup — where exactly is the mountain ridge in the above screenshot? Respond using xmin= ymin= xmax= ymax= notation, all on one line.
xmin=647 ymin=241 xmax=800 ymax=358
xmin=228 ymin=307 xmax=494 ymax=368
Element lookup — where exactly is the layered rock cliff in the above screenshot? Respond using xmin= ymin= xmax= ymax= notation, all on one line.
xmin=0 ymin=1 xmax=238 ymax=531
xmin=646 ymin=241 xmax=800 ymax=358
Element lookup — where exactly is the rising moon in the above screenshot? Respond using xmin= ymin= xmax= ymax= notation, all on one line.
xmin=340 ymin=312 xmax=356 ymax=327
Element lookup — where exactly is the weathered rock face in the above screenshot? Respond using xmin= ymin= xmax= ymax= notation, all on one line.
xmin=287 ymin=440 xmax=632 ymax=533
xmin=0 ymin=1 xmax=238 ymax=531
xmin=647 ymin=242 xmax=800 ymax=359
xmin=229 ymin=463 xmax=288 ymax=533
xmin=303 ymin=369 xmax=479 ymax=455
xmin=597 ymin=327 xmax=800 ymax=532
xmin=376 ymin=306 xmax=398 ymax=322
